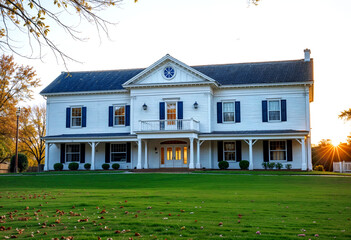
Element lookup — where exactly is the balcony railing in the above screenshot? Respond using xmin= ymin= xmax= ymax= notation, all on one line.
xmin=139 ymin=119 xmax=200 ymax=132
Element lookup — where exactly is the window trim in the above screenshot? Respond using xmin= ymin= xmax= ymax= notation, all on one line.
xmin=267 ymin=99 xmax=281 ymax=122
xmin=222 ymin=101 xmax=235 ymax=123
xmin=113 ymin=104 xmax=126 ymax=127
xmin=269 ymin=140 xmax=287 ymax=161
xmin=66 ymin=143 xmax=80 ymax=162
xmin=70 ymin=106 xmax=82 ymax=128
xmin=223 ymin=141 xmax=236 ymax=162
xmin=110 ymin=143 xmax=127 ymax=162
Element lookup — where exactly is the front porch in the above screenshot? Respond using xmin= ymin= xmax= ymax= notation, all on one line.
xmin=44 ymin=131 xmax=312 ymax=171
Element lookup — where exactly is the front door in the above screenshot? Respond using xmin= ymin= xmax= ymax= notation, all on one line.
xmin=160 ymin=145 xmax=188 ymax=168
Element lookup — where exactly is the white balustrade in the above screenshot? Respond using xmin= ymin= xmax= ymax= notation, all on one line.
xmin=139 ymin=119 xmax=199 ymax=132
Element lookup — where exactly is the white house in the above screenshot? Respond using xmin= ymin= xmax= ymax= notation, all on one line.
xmin=41 ymin=50 xmax=314 ymax=171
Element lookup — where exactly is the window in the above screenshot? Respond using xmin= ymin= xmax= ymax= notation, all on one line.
xmin=166 ymin=102 xmax=177 ymax=125
xmin=223 ymin=102 xmax=235 ymax=122
xmin=269 ymin=141 xmax=287 ymax=161
xmin=183 ymin=147 xmax=188 ymax=164
xmin=71 ymin=107 xmax=82 ymax=127
xmin=111 ymin=143 xmax=127 ymax=162
xmin=223 ymin=142 xmax=236 ymax=161
xmin=268 ymin=100 xmax=280 ymax=121
xmin=114 ymin=105 xmax=125 ymax=126
xmin=66 ymin=144 xmax=80 ymax=162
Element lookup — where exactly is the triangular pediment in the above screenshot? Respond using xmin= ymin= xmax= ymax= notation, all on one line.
xmin=122 ymin=54 xmax=218 ymax=88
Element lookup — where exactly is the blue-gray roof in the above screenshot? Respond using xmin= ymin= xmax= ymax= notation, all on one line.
xmin=40 ymin=59 xmax=313 ymax=94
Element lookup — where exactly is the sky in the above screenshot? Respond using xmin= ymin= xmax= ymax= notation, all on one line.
xmin=10 ymin=0 xmax=351 ymax=145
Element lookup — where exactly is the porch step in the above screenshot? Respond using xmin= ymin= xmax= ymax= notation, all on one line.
xmin=130 ymin=168 xmax=192 ymax=173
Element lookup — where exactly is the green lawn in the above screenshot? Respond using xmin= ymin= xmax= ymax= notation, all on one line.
xmin=0 ymin=174 xmax=350 ymax=239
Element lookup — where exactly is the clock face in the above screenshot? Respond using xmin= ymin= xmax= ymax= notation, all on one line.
xmin=163 ymin=66 xmax=175 ymax=79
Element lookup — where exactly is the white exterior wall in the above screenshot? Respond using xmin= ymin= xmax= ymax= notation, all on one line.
xmin=212 ymin=86 xmax=309 ymax=132
xmin=131 ymin=86 xmax=212 ymax=133
xmin=46 ymin=93 xmax=131 ymax=136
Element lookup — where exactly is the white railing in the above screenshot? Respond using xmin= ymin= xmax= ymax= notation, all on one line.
xmin=139 ymin=119 xmax=200 ymax=132
xmin=333 ymin=161 xmax=351 ymax=173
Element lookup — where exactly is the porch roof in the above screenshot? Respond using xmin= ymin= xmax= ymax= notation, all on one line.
xmin=44 ymin=133 xmax=137 ymax=141
xmin=199 ymin=130 xmax=309 ymax=140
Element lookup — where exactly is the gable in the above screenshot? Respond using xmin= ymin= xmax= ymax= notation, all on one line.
xmin=131 ymin=61 xmax=210 ymax=86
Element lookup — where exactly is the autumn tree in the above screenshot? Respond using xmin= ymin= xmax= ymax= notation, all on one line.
xmin=0 ymin=54 xmax=40 ymax=163
xmin=339 ymin=108 xmax=351 ymax=121
xmin=0 ymin=0 xmax=123 ymax=64
xmin=19 ymin=105 xmax=46 ymax=167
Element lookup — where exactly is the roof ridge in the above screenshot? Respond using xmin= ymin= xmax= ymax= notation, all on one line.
xmin=191 ymin=59 xmax=308 ymax=68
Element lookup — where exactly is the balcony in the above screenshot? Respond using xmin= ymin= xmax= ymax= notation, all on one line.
xmin=139 ymin=119 xmax=200 ymax=132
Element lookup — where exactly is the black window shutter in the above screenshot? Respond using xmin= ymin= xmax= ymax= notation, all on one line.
xmin=281 ymin=100 xmax=287 ymax=121
xmin=126 ymin=142 xmax=131 ymax=163
xmin=66 ymin=108 xmax=71 ymax=128
xmin=60 ymin=143 xmax=65 ymax=163
xmin=80 ymin=143 xmax=85 ymax=163
xmin=236 ymin=140 xmax=242 ymax=162
xmin=287 ymin=140 xmax=293 ymax=161
xmin=82 ymin=107 xmax=87 ymax=127
xmin=159 ymin=102 xmax=165 ymax=120
xmin=235 ymin=101 xmax=241 ymax=123
xmin=217 ymin=102 xmax=222 ymax=123
xmin=217 ymin=141 xmax=223 ymax=162
xmin=177 ymin=101 xmax=183 ymax=119
xmin=263 ymin=140 xmax=269 ymax=162
xmin=108 ymin=106 xmax=113 ymax=127
xmin=125 ymin=105 xmax=130 ymax=126
xmin=262 ymin=101 xmax=268 ymax=122
xmin=105 ymin=143 xmax=110 ymax=163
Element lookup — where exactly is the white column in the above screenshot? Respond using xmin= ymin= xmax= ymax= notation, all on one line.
xmin=44 ymin=143 xmax=49 ymax=171
xmin=208 ymin=141 xmax=212 ymax=169
xmin=137 ymin=139 xmax=142 ymax=169
xmin=249 ymin=139 xmax=253 ymax=170
xmin=189 ymin=138 xmax=194 ymax=169
xmin=144 ymin=140 xmax=148 ymax=169
xmin=339 ymin=161 xmax=343 ymax=173
xmin=91 ymin=142 xmax=95 ymax=170
xmin=196 ymin=139 xmax=201 ymax=169
xmin=307 ymin=137 xmax=312 ymax=170
xmin=301 ymin=138 xmax=307 ymax=170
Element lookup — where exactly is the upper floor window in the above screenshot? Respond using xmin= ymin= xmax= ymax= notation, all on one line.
xmin=268 ymin=100 xmax=280 ymax=121
xmin=71 ymin=107 xmax=82 ymax=127
xmin=223 ymin=102 xmax=235 ymax=122
xmin=223 ymin=141 xmax=236 ymax=161
xmin=269 ymin=140 xmax=286 ymax=161
xmin=111 ymin=143 xmax=127 ymax=162
xmin=114 ymin=105 xmax=125 ymax=126
xmin=66 ymin=144 xmax=80 ymax=162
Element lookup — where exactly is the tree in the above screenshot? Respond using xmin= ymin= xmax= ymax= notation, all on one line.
xmin=0 ymin=0 xmax=124 ymax=64
xmin=19 ymin=105 xmax=46 ymax=167
xmin=0 ymin=54 xmax=40 ymax=163
xmin=339 ymin=108 xmax=351 ymax=121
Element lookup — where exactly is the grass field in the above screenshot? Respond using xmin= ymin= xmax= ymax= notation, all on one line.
xmin=0 ymin=173 xmax=350 ymax=239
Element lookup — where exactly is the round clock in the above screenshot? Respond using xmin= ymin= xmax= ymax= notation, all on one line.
xmin=163 ymin=66 xmax=175 ymax=79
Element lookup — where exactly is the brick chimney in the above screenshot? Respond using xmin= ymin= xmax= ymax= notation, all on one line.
xmin=304 ymin=49 xmax=311 ymax=62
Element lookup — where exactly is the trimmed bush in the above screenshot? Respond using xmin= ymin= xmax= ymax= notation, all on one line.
xmin=102 ymin=163 xmax=110 ymax=170
xmin=54 ymin=163 xmax=63 ymax=171
xmin=9 ymin=153 xmax=28 ymax=173
xmin=314 ymin=165 xmax=324 ymax=171
xmin=239 ymin=160 xmax=250 ymax=170
xmin=285 ymin=164 xmax=292 ymax=170
xmin=268 ymin=162 xmax=276 ymax=170
xmin=84 ymin=163 xmax=91 ymax=170
xmin=218 ymin=161 xmax=229 ymax=170
xmin=112 ymin=163 xmax=120 ymax=170
xmin=68 ymin=162 xmax=79 ymax=170
xmin=275 ymin=162 xmax=283 ymax=170
xmin=262 ymin=162 xmax=268 ymax=170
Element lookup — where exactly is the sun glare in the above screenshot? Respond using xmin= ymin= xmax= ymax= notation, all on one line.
xmin=331 ymin=140 xmax=341 ymax=147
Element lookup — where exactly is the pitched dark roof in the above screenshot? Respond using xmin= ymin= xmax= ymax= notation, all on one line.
xmin=40 ymin=59 xmax=313 ymax=94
